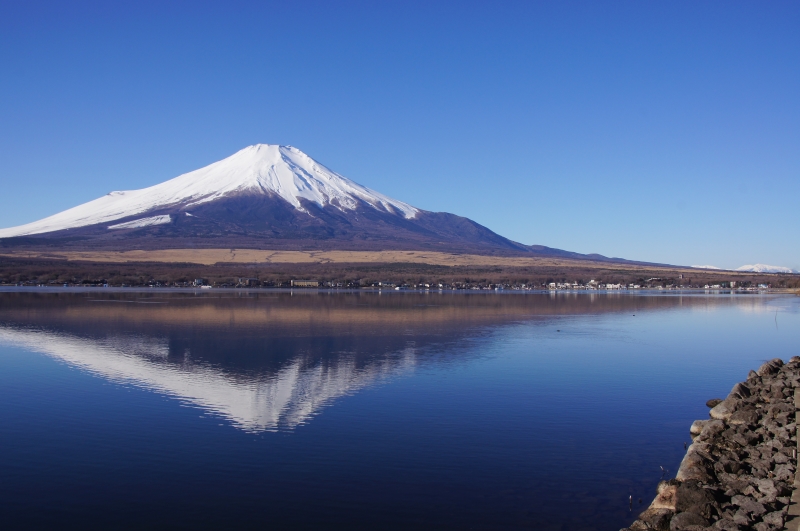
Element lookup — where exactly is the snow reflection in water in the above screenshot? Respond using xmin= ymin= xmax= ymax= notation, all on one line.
xmin=0 ymin=326 xmax=416 ymax=432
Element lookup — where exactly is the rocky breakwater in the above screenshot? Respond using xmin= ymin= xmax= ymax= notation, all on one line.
xmin=622 ymin=357 xmax=798 ymax=531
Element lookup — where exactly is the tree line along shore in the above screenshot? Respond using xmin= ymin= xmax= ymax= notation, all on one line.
xmin=1 ymin=255 xmax=798 ymax=290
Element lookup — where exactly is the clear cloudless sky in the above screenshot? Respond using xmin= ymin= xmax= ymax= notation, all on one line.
xmin=0 ymin=0 xmax=798 ymax=269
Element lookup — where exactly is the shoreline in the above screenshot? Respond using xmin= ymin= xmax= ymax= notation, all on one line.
xmin=2 ymin=251 xmax=797 ymax=292
xmin=0 ymin=285 xmax=794 ymax=295
xmin=623 ymin=358 xmax=799 ymax=531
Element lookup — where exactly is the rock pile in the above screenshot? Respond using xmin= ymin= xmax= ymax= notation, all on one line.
xmin=622 ymin=357 xmax=798 ymax=531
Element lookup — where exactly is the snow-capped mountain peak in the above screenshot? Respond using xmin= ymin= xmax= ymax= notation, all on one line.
xmin=0 ymin=144 xmax=418 ymax=238
xmin=735 ymin=264 xmax=797 ymax=274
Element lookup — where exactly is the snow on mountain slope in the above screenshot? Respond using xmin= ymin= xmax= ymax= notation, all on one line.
xmin=0 ymin=145 xmax=419 ymax=238
xmin=108 ymin=215 xmax=172 ymax=230
xmin=736 ymin=264 xmax=796 ymax=274
xmin=691 ymin=265 xmax=721 ymax=270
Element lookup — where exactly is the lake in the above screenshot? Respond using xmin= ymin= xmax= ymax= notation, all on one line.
xmin=0 ymin=289 xmax=798 ymax=530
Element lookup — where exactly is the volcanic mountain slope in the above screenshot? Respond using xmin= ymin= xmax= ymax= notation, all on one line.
xmin=0 ymin=144 xmax=614 ymax=260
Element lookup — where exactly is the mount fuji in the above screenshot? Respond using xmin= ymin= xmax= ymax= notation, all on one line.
xmin=0 ymin=144 xmax=607 ymax=259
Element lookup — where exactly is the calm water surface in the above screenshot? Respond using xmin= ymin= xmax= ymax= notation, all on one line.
xmin=1 ymin=289 xmax=798 ymax=530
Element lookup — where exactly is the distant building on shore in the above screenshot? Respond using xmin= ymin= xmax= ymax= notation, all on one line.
xmin=291 ymin=280 xmax=319 ymax=288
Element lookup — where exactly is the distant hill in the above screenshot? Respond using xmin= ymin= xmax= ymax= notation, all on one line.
xmin=735 ymin=264 xmax=796 ymax=274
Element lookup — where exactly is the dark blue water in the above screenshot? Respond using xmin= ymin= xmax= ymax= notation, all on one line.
xmin=0 ymin=289 xmax=798 ymax=530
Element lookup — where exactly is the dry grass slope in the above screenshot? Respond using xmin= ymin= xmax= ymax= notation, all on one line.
xmin=0 ymin=248 xmax=690 ymax=271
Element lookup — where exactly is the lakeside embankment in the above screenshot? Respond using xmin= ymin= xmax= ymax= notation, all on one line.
xmin=2 ymin=251 xmax=798 ymax=290
xmin=623 ymin=358 xmax=799 ymax=531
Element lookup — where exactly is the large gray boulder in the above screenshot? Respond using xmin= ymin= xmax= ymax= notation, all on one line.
xmin=756 ymin=358 xmax=783 ymax=376
xmin=690 ymin=420 xmax=708 ymax=437
xmin=636 ymin=508 xmax=673 ymax=531
xmin=669 ymin=511 xmax=709 ymax=530
xmin=731 ymin=495 xmax=766 ymax=518
xmin=709 ymin=398 xmax=738 ymax=420
xmin=712 ymin=518 xmax=742 ymax=530
xmin=729 ymin=382 xmax=751 ymax=399
xmin=728 ymin=407 xmax=758 ymax=426
xmin=675 ymin=450 xmax=712 ymax=482
xmin=649 ymin=480 xmax=679 ymax=511
xmin=696 ymin=419 xmax=725 ymax=441
xmin=675 ymin=481 xmax=716 ymax=519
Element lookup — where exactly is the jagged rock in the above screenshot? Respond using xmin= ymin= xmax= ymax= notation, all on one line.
xmin=697 ymin=420 xmax=726 ymax=441
xmin=768 ymin=388 xmax=786 ymax=401
xmin=675 ymin=481 xmax=717 ymax=519
xmin=712 ymin=518 xmax=742 ymax=530
xmin=675 ymin=481 xmax=714 ymax=514
xmin=769 ymin=426 xmax=789 ymax=441
xmin=753 ymin=478 xmax=778 ymax=503
xmin=713 ymin=458 xmax=743 ymax=475
xmin=676 ymin=451 xmax=713 ymax=482
xmin=732 ymin=511 xmax=751 ymax=526
xmin=691 ymin=420 xmax=709 ymax=437
xmin=773 ymin=463 xmax=794 ymax=482
xmin=742 ymin=430 xmax=760 ymax=445
xmin=766 ymin=402 xmax=793 ymax=417
xmin=728 ymin=408 xmax=758 ymax=426
xmin=730 ymin=495 xmax=766 ymax=517
xmin=691 ymin=444 xmax=714 ymax=462
xmin=774 ymin=482 xmax=791 ymax=497
xmin=650 ymin=480 xmax=680 ymax=511
xmin=756 ymin=359 xmax=783 ymax=376
xmin=625 ymin=358 xmax=796 ymax=531
xmin=728 ymin=431 xmax=758 ymax=447
xmin=669 ymin=511 xmax=709 ymax=530
xmin=707 ymin=399 xmax=724 ymax=408
xmin=710 ymin=399 xmax=738 ymax=421
xmin=717 ymin=474 xmax=749 ymax=494
xmin=762 ymin=509 xmax=786 ymax=526
xmin=637 ymin=508 xmax=673 ymax=530
xmin=773 ymin=452 xmax=789 ymax=464
xmin=729 ymin=382 xmax=751 ymax=399
xmin=741 ymin=484 xmax=758 ymax=497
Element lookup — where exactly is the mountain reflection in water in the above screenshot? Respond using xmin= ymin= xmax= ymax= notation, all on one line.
xmin=0 ymin=290 xmax=760 ymax=432
xmin=0 ymin=326 xmax=420 ymax=431
xmin=1 ymin=290 xmax=798 ymax=531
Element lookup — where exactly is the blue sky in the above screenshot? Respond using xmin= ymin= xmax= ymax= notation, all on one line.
xmin=0 ymin=1 xmax=798 ymax=269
